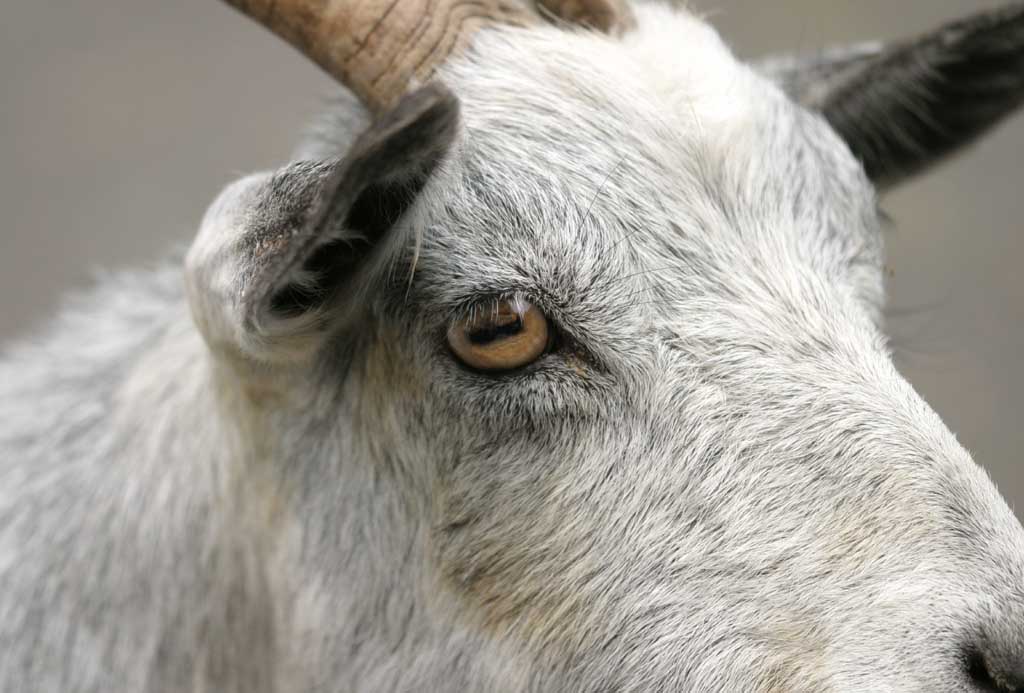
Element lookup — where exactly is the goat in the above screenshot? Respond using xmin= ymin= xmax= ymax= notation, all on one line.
xmin=2 ymin=1 xmax=1024 ymax=691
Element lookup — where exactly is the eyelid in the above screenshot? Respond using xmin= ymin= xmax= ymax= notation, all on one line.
xmin=459 ymin=294 xmax=531 ymax=327
xmin=447 ymin=290 xmax=535 ymax=325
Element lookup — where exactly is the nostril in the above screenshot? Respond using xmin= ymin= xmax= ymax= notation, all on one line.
xmin=965 ymin=645 xmax=1024 ymax=693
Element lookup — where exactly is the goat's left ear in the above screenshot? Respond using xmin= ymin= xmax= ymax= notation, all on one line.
xmin=761 ymin=5 xmax=1024 ymax=188
xmin=186 ymin=83 xmax=458 ymax=364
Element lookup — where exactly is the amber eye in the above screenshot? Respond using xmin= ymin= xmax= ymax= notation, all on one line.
xmin=447 ymin=299 xmax=550 ymax=372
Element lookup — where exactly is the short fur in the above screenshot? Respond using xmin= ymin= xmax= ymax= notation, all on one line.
xmin=3 ymin=3 xmax=1024 ymax=692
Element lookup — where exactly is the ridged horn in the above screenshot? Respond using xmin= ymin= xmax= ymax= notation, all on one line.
xmin=221 ymin=0 xmax=635 ymax=114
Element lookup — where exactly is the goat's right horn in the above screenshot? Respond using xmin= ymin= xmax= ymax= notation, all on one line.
xmin=221 ymin=0 xmax=635 ymax=115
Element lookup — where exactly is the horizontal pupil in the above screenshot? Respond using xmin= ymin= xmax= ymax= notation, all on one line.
xmin=467 ymin=315 xmax=524 ymax=345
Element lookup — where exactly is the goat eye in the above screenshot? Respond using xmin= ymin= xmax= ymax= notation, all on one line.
xmin=447 ymin=299 xmax=550 ymax=372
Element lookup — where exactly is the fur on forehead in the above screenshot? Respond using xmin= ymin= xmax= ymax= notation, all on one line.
xmin=457 ymin=5 xmax=756 ymax=130
xmin=445 ymin=4 xmax=761 ymax=161
xmin=436 ymin=3 xmax=878 ymax=227
xmin=409 ymin=4 xmax=883 ymax=307
xmin=301 ymin=3 xmax=875 ymax=218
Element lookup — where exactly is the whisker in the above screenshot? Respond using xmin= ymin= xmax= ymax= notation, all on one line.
xmin=620 ymin=297 xmax=688 ymax=312
xmin=606 ymin=224 xmax=648 ymax=254
xmin=619 ymin=284 xmax=663 ymax=301
xmin=607 ymin=264 xmax=694 ymax=286
xmin=575 ymin=154 xmax=628 ymax=238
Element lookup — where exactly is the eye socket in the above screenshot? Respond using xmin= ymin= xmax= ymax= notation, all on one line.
xmin=447 ymin=299 xmax=551 ymax=372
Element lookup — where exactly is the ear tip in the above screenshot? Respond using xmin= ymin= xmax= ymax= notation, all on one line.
xmin=939 ymin=2 xmax=1024 ymax=50
xmin=414 ymin=81 xmax=460 ymax=109
xmin=381 ymin=83 xmax=461 ymax=137
xmin=416 ymin=82 xmax=462 ymax=135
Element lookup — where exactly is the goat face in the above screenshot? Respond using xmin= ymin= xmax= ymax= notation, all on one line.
xmin=187 ymin=3 xmax=1024 ymax=691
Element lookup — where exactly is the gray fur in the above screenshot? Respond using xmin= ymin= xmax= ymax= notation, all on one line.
xmin=3 ymin=4 xmax=1024 ymax=692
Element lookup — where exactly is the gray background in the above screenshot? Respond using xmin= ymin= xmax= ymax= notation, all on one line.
xmin=2 ymin=1 xmax=1021 ymax=514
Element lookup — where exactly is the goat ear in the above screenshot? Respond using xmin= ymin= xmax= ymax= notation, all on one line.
xmin=186 ymin=83 xmax=458 ymax=363
xmin=761 ymin=5 xmax=1024 ymax=188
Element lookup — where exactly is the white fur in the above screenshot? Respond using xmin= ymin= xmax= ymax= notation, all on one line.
xmin=2 ymin=4 xmax=1023 ymax=692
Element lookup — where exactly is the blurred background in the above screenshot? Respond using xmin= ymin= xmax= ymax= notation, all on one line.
xmin=1 ymin=1 xmax=1021 ymax=515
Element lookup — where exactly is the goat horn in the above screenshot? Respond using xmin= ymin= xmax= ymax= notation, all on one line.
xmin=221 ymin=0 xmax=634 ymax=114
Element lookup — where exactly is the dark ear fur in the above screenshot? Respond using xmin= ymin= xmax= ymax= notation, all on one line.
xmin=766 ymin=5 xmax=1024 ymax=187
xmin=244 ymin=83 xmax=459 ymax=334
